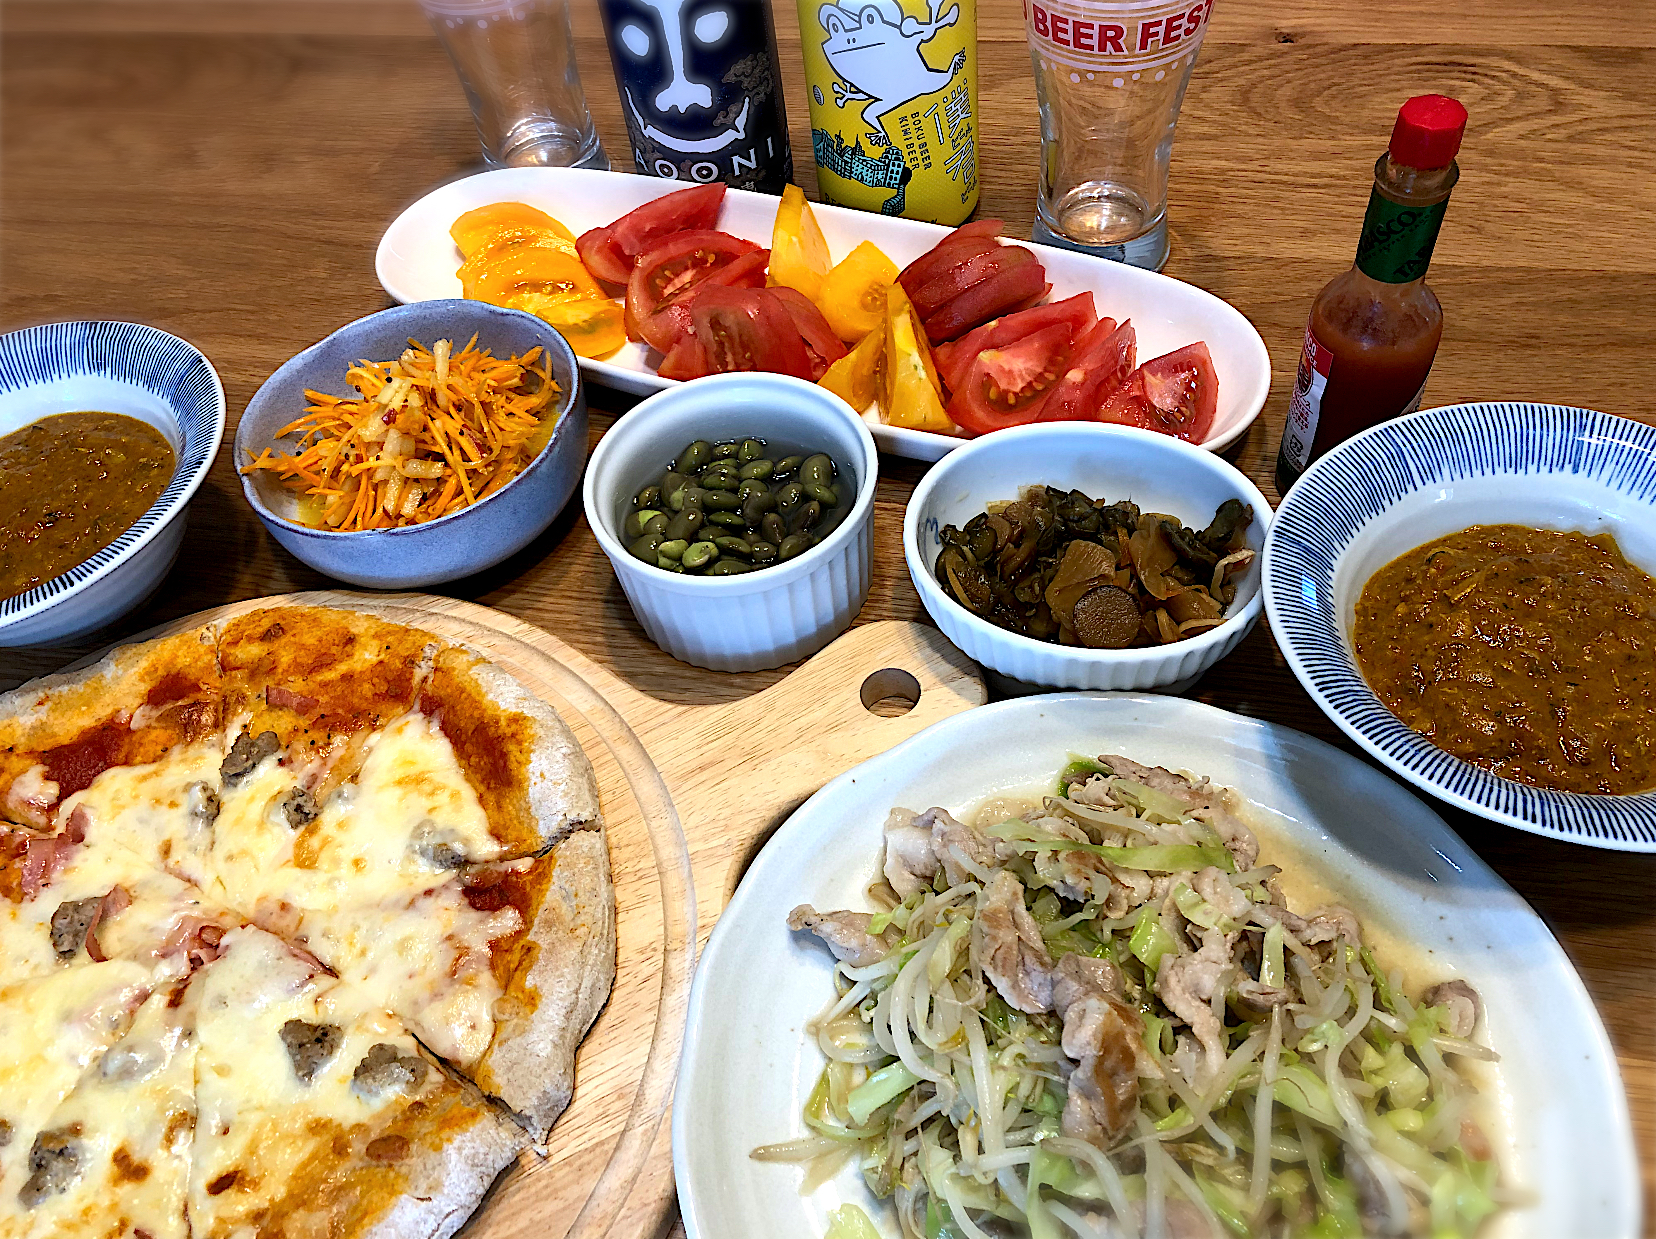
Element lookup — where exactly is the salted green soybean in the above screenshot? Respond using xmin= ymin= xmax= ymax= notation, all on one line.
xmin=626 ymin=437 xmax=852 ymax=577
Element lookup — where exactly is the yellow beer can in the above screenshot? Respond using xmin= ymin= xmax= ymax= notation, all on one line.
xmin=797 ymin=0 xmax=979 ymax=224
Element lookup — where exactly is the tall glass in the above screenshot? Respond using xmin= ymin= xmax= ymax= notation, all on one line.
xmin=421 ymin=0 xmax=610 ymax=169
xmin=1022 ymin=0 xmax=1215 ymax=269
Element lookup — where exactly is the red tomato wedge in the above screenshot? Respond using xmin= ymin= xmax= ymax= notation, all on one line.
xmin=641 ymin=248 xmax=769 ymax=354
xmin=768 ymin=286 xmax=849 ymax=381
xmin=626 ymin=231 xmax=761 ymax=352
xmin=1096 ymin=342 xmax=1220 ymax=443
xmin=657 ymin=333 xmax=711 ymax=381
xmin=896 ymin=219 xmax=1006 ymax=296
xmin=688 ymin=286 xmax=813 ymax=380
xmin=920 ymin=254 xmax=1049 ymax=344
xmin=945 ymin=322 xmax=1080 ymax=435
xmin=1037 ymin=319 xmax=1138 ymax=422
xmin=936 ymin=293 xmax=1099 ymax=394
xmin=576 ymin=183 xmax=726 ymax=285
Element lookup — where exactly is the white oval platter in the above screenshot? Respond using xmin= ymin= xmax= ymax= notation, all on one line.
xmin=376 ymin=168 xmax=1271 ymax=462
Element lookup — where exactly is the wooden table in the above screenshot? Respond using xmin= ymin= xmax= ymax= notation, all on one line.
xmin=3 ymin=1 xmax=1652 ymax=1231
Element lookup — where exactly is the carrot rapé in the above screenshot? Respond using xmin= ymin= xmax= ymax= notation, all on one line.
xmin=241 ymin=336 xmax=561 ymax=532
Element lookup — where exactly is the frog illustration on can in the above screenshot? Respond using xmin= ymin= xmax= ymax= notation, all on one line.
xmin=799 ymin=0 xmax=978 ymax=223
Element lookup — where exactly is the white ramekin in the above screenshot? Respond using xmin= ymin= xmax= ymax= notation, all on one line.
xmin=583 ymin=373 xmax=877 ymax=672
xmin=903 ymin=421 xmax=1271 ymax=693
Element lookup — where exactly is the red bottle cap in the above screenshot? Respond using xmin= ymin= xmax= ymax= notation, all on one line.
xmin=1388 ymin=95 xmax=1468 ymax=169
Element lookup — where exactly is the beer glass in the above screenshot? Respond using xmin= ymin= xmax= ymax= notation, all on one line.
xmin=1023 ymin=0 xmax=1215 ymax=270
xmin=421 ymin=0 xmax=610 ymax=169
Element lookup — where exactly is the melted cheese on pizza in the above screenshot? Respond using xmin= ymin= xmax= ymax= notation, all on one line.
xmin=60 ymin=741 xmax=223 ymax=887
xmin=8 ymin=987 xmax=197 ymax=1239
xmin=0 ymin=961 xmax=158 ymax=1206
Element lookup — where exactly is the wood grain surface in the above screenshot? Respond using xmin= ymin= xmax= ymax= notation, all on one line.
xmin=2 ymin=0 xmax=1652 ymax=1231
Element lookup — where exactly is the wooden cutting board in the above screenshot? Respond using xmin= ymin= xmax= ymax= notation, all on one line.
xmin=136 ymin=591 xmax=986 ymax=1239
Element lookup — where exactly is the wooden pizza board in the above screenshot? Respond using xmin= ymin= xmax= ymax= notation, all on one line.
xmin=136 ymin=591 xmax=986 ymax=1239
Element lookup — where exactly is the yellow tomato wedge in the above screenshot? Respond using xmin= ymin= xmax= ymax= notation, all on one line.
xmin=768 ymin=184 xmax=832 ymax=303
xmin=883 ymin=284 xmax=954 ymax=433
xmin=514 ymin=295 xmax=626 ymax=359
xmin=819 ymin=241 xmax=899 ymax=342
xmin=819 ymin=326 xmax=883 ymax=412
xmin=451 ymin=202 xmax=576 ymax=258
xmin=461 ymin=246 xmax=605 ymax=306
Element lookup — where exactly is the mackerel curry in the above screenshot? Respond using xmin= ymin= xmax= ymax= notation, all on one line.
xmin=1353 ymin=523 xmax=1656 ymax=795
xmin=0 ymin=411 xmax=175 ymax=600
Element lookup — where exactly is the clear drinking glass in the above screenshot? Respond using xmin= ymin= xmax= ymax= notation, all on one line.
xmin=1022 ymin=0 xmax=1216 ymax=269
xmin=421 ymin=0 xmax=610 ymax=169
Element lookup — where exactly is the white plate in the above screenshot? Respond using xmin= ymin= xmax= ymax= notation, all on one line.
xmin=375 ymin=168 xmax=1271 ymax=462
xmin=673 ymin=694 xmax=1638 ymax=1239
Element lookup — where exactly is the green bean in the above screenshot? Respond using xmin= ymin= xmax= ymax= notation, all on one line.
xmin=700 ymin=461 xmax=739 ymax=482
xmin=700 ymin=472 xmax=739 ymax=492
xmin=676 ymin=441 xmax=713 ymax=473
xmin=738 ymin=438 xmax=766 ymax=462
xmin=742 ymin=490 xmax=778 ymax=526
xmin=707 ymin=510 xmax=748 ymax=528
xmin=668 ymin=483 xmax=703 ymax=512
xmin=656 ymin=539 xmax=688 ymax=562
xmin=771 ymin=455 xmax=803 ymax=480
xmin=656 ymin=557 xmax=684 ymax=572
xmin=800 ymin=454 xmax=834 ymax=487
xmin=633 ymin=484 xmax=661 ymax=510
xmin=628 ymin=533 xmax=664 ymax=563
xmin=761 ymin=512 xmax=786 ymax=545
xmin=775 ymin=482 xmax=805 ymax=511
xmin=665 ymin=509 xmax=704 ymax=542
xmin=803 ymin=482 xmax=839 ymax=508
xmin=660 ymin=471 xmax=689 ymax=502
xmin=681 ymin=541 xmax=719 ymax=571
xmin=643 ymin=512 xmax=670 ymax=536
xmin=748 ymin=540 xmax=779 ymax=565
xmin=792 ymin=499 xmax=823 ymax=532
xmin=737 ymin=480 xmax=769 ymax=504
xmin=706 ymin=559 xmax=753 ymax=576
xmin=712 ymin=441 xmax=740 ymax=460
xmin=701 ymin=489 xmax=744 ymax=512
xmin=622 ymin=509 xmax=660 ymax=540
xmin=778 ymin=533 xmax=814 ymax=561
xmin=713 ymin=536 xmax=753 ymax=558
xmin=738 ymin=459 xmax=774 ymax=480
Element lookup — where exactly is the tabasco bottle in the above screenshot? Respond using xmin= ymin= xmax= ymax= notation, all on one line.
xmin=1276 ymin=95 xmax=1468 ymax=494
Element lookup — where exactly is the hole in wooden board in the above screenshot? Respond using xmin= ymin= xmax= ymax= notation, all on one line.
xmin=860 ymin=667 xmax=921 ymax=717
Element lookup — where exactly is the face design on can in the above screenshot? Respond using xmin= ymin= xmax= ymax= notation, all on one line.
xmin=611 ymin=0 xmax=763 ymax=153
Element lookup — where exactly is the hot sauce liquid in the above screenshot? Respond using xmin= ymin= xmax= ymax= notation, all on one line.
xmin=1304 ymin=268 xmax=1443 ymax=453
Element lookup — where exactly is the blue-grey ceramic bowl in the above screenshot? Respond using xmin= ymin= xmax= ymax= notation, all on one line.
xmin=0 ymin=321 xmax=225 ymax=646
xmin=1263 ymin=402 xmax=1656 ymax=850
xmin=237 ymin=300 xmax=587 ymax=588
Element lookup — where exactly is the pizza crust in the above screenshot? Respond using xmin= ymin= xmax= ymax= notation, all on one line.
xmin=472 ymin=827 xmax=617 ymax=1141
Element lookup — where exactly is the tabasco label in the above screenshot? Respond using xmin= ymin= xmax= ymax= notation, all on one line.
xmin=1282 ymin=323 xmax=1333 ymax=474
xmin=1023 ymin=0 xmax=1214 ymax=73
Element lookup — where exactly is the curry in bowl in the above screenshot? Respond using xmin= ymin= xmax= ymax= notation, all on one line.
xmin=1353 ymin=523 xmax=1656 ymax=796
xmin=0 ymin=411 xmax=175 ymax=601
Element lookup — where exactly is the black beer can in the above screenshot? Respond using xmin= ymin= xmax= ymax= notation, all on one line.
xmin=596 ymin=0 xmax=793 ymax=194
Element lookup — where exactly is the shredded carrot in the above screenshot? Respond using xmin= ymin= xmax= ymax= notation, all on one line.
xmin=241 ymin=337 xmax=561 ymax=532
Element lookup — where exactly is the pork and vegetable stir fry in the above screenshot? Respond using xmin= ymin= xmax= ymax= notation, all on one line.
xmin=765 ymin=757 xmax=1507 ymax=1239
xmin=934 ymin=488 xmax=1255 ymax=649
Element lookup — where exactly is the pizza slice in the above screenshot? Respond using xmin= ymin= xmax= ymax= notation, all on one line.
xmin=0 ymin=626 xmax=219 ymax=832
xmin=217 ymin=606 xmax=442 ymax=794
xmin=187 ymin=926 xmax=525 ymax=1239
xmin=0 ymin=982 xmax=198 ymax=1239
xmin=298 ymin=828 xmax=615 ymax=1140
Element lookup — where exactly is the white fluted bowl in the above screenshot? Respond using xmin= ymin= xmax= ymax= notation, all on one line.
xmin=583 ymin=373 xmax=877 ymax=672
xmin=904 ymin=422 xmax=1270 ymax=692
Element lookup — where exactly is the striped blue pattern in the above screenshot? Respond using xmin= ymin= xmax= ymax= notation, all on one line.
xmin=1266 ymin=402 xmax=1656 ymax=850
xmin=0 ymin=321 xmax=223 ymax=619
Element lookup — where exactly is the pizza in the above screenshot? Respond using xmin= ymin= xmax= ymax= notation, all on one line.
xmin=0 ymin=604 xmax=615 ymax=1239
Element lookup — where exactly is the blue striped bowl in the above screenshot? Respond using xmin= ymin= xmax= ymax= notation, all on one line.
xmin=1263 ymin=402 xmax=1656 ymax=850
xmin=0 ymin=322 xmax=225 ymax=646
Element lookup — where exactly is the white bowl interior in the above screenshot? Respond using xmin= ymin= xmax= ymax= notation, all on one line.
xmin=910 ymin=425 xmax=1268 ymax=638
xmin=0 ymin=376 xmax=184 ymax=453
xmin=1333 ymin=473 xmax=1656 ymax=656
xmin=377 ymin=168 xmax=1271 ymax=458
xmin=586 ymin=375 xmax=875 ymax=591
